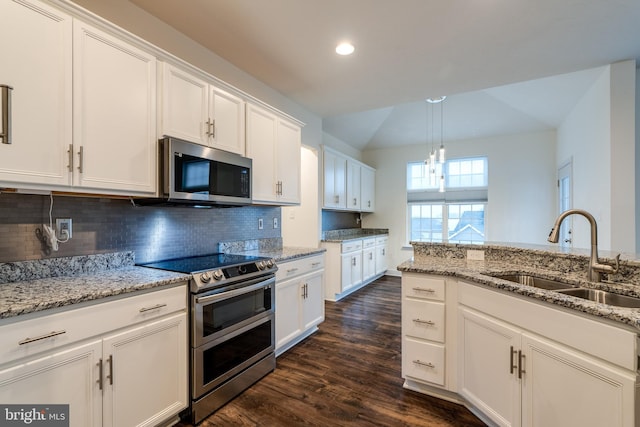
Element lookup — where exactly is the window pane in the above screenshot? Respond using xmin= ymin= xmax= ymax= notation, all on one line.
xmin=447 ymin=204 xmax=485 ymax=244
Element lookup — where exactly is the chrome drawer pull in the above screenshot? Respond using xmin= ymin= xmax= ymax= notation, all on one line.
xmin=139 ymin=303 xmax=167 ymax=313
xmin=412 ymin=287 xmax=436 ymax=293
xmin=413 ymin=318 xmax=435 ymax=326
xmin=413 ymin=359 xmax=435 ymax=368
xmin=97 ymin=358 xmax=103 ymax=390
xmin=18 ymin=330 xmax=66 ymax=345
xmin=311 ymin=262 xmax=321 ymax=267
xmin=287 ymin=268 xmax=299 ymax=274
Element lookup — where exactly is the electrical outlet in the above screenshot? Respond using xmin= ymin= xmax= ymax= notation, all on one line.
xmin=273 ymin=218 xmax=278 ymax=229
xmin=56 ymin=218 xmax=72 ymax=240
xmin=467 ymin=249 xmax=485 ymax=261
xmin=258 ymin=218 xmax=264 ymax=230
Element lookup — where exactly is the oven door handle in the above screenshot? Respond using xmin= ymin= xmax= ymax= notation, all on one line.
xmin=195 ymin=276 xmax=275 ymax=304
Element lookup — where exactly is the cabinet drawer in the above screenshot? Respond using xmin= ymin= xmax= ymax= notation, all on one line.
xmin=276 ymin=254 xmax=325 ymax=281
xmin=402 ymin=299 xmax=445 ymax=343
xmin=341 ymin=240 xmax=363 ymax=253
xmin=403 ymin=274 xmax=445 ymax=301
xmin=0 ymin=284 xmax=187 ymax=366
xmin=362 ymin=238 xmax=376 ymax=249
xmin=375 ymin=236 xmax=388 ymax=245
xmin=403 ymin=338 xmax=445 ymax=386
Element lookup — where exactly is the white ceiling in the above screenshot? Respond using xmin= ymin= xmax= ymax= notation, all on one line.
xmin=130 ymin=0 xmax=640 ymax=150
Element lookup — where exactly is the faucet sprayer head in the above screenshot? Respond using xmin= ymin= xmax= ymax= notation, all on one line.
xmin=547 ymin=226 xmax=560 ymax=243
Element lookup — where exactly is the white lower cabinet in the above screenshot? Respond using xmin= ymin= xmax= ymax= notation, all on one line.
xmin=401 ymin=273 xmax=457 ymax=398
xmin=458 ymin=281 xmax=639 ymax=427
xmin=275 ymin=254 xmax=325 ymax=355
xmin=0 ymin=285 xmax=188 ymax=427
xmin=323 ymin=235 xmax=388 ymax=301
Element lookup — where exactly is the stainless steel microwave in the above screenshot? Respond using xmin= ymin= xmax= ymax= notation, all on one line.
xmin=142 ymin=137 xmax=252 ymax=207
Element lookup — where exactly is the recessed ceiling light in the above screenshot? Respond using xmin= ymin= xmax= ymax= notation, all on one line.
xmin=336 ymin=42 xmax=355 ymax=56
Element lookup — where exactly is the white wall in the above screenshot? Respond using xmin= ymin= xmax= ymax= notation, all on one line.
xmin=557 ymin=61 xmax=636 ymax=252
xmin=281 ymin=146 xmax=321 ymax=247
xmin=362 ymin=130 xmax=557 ymax=272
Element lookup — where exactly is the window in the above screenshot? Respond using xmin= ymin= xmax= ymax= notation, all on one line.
xmin=407 ymin=157 xmax=488 ymax=244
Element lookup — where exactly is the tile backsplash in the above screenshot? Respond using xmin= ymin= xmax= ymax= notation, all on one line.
xmin=0 ymin=193 xmax=280 ymax=264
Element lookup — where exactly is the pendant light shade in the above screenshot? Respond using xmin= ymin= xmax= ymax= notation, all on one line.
xmin=426 ymin=96 xmax=447 ymax=190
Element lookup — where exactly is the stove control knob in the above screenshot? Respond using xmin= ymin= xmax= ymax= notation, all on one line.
xmin=257 ymin=261 xmax=266 ymax=270
xmin=200 ymin=272 xmax=212 ymax=283
xmin=212 ymin=270 xmax=224 ymax=281
xmin=266 ymin=259 xmax=275 ymax=268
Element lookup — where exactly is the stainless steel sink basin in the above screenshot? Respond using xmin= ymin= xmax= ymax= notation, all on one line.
xmin=490 ymin=274 xmax=579 ymax=291
xmin=557 ymin=288 xmax=640 ymax=308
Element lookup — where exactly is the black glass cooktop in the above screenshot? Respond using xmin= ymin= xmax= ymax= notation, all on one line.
xmin=138 ymin=253 xmax=267 ymax=273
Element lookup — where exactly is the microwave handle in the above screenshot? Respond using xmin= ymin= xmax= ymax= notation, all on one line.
xmin=195 ymin=276 xmax=275 ymax=304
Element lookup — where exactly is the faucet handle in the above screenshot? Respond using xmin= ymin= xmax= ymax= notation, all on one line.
xmin=612 ymin=254 xmax=620 ymax=275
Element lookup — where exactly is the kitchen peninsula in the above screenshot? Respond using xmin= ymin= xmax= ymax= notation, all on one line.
xmin=398 ymin=242 xmax=640 ymax=427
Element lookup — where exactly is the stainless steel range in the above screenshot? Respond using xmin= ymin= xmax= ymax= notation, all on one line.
xmin=139 ymin=253 xmax=277 ymax=425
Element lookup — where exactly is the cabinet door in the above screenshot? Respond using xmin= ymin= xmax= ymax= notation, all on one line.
xmin=275 ymin=277 xmax=303 ymax=350
xmin=375 ymin=243 xmax=388 ymax=275
xmin=0 ymin=340 xmax=102 ymax=427
xmin=346 ymin=160 xmax=361 ymax=210
xmin=323 ymin=150 xmax=346 ymax=209
xmin=301 ymin=272 xmax=324 ymax=331
xmin=0 ymin=0 xmax=72 ymax=188
xmin=341 ymin=252 xmax=362 ymax=292
xmin=246 ymin=104 xmax=277 ymax=203
xmin=521 ymin=333 xmax=637 ymax=427
xmin=73 ymin=21 xmax=156 ymax=194
xmin=362 ymin=247 xmax=376 ymax=282
xmin=276 ymin=118 xmax=301 ymax=204
xmin=160 ymin=63 xmax=209 ymax=145
xmin=459 ymin=307 xmax=521 ymax=427
xmin=210 ymin=86 xmax=245 ymax=155
xmin=361 ymin=166 xmax=375 ymax=212
xmin=102 ymin=312 xmax=187 ymax=427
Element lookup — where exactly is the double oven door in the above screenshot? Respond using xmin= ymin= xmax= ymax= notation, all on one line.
xmin=191 ymin=274 xmax=275 ymax=399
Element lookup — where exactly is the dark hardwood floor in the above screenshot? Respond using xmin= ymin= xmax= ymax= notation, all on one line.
xmin=187 ymin=276 xmax=486 ymax=426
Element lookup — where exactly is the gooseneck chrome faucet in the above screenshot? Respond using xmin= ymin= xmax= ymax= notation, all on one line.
xmin=547 ymin=209 xmax=620 ymax=282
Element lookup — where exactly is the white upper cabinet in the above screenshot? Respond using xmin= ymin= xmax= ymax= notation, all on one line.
xmin=73 ymin=20 xmax=157 ymax=194
xmin=0 ymin=0 xmax=72 ymax=188
xmin=322 ymin=149 xmax=347 ymax=209
xmin=361 ymin=165 xmax=375 ymax=212
xmin=246 ymin=103 xmax=301 ymax=205
xmin=346 ymin=160 xmax=361 ymax=211
xmin=159 ymin=63 xmax=245 ymax=155
xmin=322 ymin=147 xmax=375 ymax=212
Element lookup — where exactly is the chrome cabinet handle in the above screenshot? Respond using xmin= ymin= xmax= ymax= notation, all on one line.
xmin=352 ymin=257 xmax=356 ymax=266
xmin=77 ymin=146 xmax=84 ymax=173
xmin=67 ymin=144 xmax=74 ymax=172
xmin=412 ymin=287 xmax=436 ymax=293
xmin=97 ymin=358 xmax=103 ymax=390
xmin=205 ymin=118 xmax=212 ymax=137
xmin=413 ymin=359 xmax=435 ymax=368
xmin=334 ymin=195 xmax=339 ymax=203
xmin=382 ymin=249 xmax=385 ymax=256
xmin=106 ymin=354 xmax=113 ymax=385
xmin=368 ymin=200 xmax=371 ymax=208
xmin=353 ymin=198 xmax=357 ymax=206
xmin=139 ymin=303 xmax=167 ymax=313
xmin=509 ymin=346 xmax=518 ymax=375
xmin=369 ymin=253 xmax=373 ymax=260
xmin=1 ymin=85 xmax=13 ymax=144
xmin=412 ymin=318 xmax=435 ymax=326
xmin=211 ymin=118 xmax=215 ymax=138
xmin=518 ymin=350 xmax=526 ymax=379
xmin=18 ymin=330 xmax=66 ymax=345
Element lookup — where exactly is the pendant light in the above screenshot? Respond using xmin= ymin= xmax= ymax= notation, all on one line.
xmin=426 ymin=96 xmax=447 ymax=191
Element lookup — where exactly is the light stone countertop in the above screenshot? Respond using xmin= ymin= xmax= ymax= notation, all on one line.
xmin=0 ymin=252 xmax=189 ymax=320
xmin=398 ymin=256 xmax=640 ymax=332
xmin=239 ymin=247 xmax=326 ymax=263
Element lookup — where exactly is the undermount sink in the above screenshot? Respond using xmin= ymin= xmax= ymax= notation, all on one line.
xmin=557 ymin=288 xmax=640 ymax=308
xmin=490 ymin=274 xmax=579 ymax=291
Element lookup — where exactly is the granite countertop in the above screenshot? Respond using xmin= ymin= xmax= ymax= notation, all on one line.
xmin=236 ymin=247 xmax=326 ymax=263
xmin=399 ymin=256 xmax=640 ymax=332
xmin=0 ymin=253 xmax=189 ymax=320
xmin=321 ymin=228 xmax=389 ymax=243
